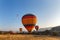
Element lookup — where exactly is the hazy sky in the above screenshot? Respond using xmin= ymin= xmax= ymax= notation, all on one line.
xmin=0 ymin=0 xmax=60 ymax=31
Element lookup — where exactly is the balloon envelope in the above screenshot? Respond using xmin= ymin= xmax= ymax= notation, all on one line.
xmin=22 ymin=14 xmax=37 ymax=32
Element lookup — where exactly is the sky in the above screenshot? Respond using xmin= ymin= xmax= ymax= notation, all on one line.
xmin=0 ymin=0 xmax=60 ymax=31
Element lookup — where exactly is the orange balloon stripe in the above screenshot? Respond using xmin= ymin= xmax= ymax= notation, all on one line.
xmin=22 ymin=18 xmax=37 ymax=24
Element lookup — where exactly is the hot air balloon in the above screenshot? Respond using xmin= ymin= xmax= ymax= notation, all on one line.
xmin=19 ymin=28 xmax=22 ymax=33
xmin=22 ymin=14 xmax=37 ymax=33
xmin=35 ymin=26 xmax=39 ymax=31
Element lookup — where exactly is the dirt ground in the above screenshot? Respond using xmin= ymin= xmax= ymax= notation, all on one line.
xmin=0 ymin=34 xmax=60 ymax=40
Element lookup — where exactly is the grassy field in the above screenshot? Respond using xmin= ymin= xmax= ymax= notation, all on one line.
xmin=0 ymin=34 xmax=60 ymax=40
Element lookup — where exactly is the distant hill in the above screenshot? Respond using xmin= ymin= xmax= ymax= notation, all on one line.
xmin=39 ymin=26 xmax=60 ymax=32
xmin=38 ymin=26 xmax=60 ymax=36
xmin=39 ymin=27 xmax=52 ymax=31
xmin=50 ymin=26 xmax=60 ymax=32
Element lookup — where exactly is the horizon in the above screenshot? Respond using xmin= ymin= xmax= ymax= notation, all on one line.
xmin=0 ymin=0 xmax=60 ymax=31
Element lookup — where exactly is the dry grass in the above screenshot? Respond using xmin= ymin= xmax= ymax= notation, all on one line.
xmin=0 ymin=34 xmax=60 ymax=40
